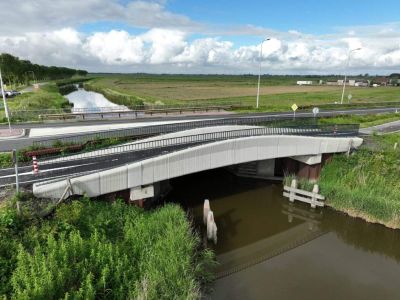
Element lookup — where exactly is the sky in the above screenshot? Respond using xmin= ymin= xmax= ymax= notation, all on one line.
xmin=0 ymin=0 xmax=399 ymax=74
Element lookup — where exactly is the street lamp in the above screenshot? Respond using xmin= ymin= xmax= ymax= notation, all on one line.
xmin=340 ymin=47 xmax=361 ymax=104
xmin=256 ymin=38 xmax=270 ymax=109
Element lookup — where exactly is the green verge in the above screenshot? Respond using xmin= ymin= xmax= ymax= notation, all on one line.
xmin=1 ymin=83 xmax=72 ymax=122
xmin=318 ymin=133 xmax=400 ymax=228
xmin=0 ymin=195 xmax=215 ymax=299
xmin=318 ymin=113 xmax=400 ymax=128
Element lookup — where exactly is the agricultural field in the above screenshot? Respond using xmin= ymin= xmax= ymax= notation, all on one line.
xmin=86 ymin=74 xmax=400 ymax=111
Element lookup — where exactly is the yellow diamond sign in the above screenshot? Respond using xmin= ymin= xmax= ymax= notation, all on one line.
xmin=291 ymin=103 xmax=298 ymax=111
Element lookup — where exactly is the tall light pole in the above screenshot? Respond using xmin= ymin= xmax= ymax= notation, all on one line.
xmin=256 ymin=38 xmax=270 ymax=109
xmin=340 ymin=47 xmax=361 ymax=104
xmin=0 ymin=68 xmax=11 ymax=132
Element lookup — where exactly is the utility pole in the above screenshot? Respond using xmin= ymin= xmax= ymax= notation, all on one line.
xmin=0 ymin=68 xmax=11 ymax=132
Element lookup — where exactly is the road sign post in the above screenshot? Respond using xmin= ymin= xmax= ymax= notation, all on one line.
xmin=12 ymin=149 xmax=19 ymax=193
xmin=348 ymin=94 xmax=352 ymax=104
xmin=291 ymin=103 xmax=298 ymax=119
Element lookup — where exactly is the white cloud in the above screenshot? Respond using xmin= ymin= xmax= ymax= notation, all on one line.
xmin=2 ymin=26 xmax=400 ymax=74
xmin=84 ymin=30 xmax=145 ymax=64
xmin=0 ymin=2 xmax=399 ymax=74
xmin=0 ymin=0 xmax=200 ymax=35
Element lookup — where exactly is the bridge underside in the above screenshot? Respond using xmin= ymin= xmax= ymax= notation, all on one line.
xmin=33 ymin=135 xmax=363 ymax=200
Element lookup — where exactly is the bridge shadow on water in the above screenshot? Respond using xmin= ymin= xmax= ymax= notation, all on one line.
xmin=163 ymin=168 xmax=400 ymax=299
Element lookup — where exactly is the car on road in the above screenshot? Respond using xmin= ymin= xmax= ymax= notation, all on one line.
xmin=3 ymin=90 xmax=21 ymax=98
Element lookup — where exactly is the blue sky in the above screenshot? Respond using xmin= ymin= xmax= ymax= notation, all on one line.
xmin=1 ymin=0 xmax=399 ymax=74
xmin=166 ymin=0 xmax=400 ymax=33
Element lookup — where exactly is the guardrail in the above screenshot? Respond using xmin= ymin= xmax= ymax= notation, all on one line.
xmin=9 ymin=101 xmax=246 ymax=120
xmin=40 ymin=124 xmax=359 ymax=165
xmin=37 ymin=105 xmax=245 ymax=121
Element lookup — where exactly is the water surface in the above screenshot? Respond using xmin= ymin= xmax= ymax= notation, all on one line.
xmin=165 ymin=169 xmax=400 ymax=299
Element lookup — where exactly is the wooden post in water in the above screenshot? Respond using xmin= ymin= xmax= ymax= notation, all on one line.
xmin=289 ymin=179 xmax=297 ymax=202
xmin=311 ymin=184 xmax=319 ymax=209
xmin=203 ymin=199 xmax=210 ymax=225
xmin=207 ymin=211 xmax=217 ymax=244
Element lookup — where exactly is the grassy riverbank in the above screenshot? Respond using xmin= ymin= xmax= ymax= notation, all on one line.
xmin=319 ymin=133 xmax=400 ymax=228
xmin=1 ymin=83 xmax=72 ymax=122
xmin=0 ymin=194 xmax=214 ymax=298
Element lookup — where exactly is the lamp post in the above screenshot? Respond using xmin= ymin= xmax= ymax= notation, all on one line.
xmin=256 ymin=38 xmax=270 ymax=109
xmin=0 ymin=68 xmax=11 ymax=132
xmin=340 ymin=48 xmax=361 ymax=104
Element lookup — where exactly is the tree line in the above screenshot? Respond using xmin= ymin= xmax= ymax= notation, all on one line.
xmin=0 ymin=53 xmax=88 ymax=87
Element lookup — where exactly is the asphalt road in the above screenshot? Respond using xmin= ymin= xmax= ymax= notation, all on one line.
xmin=1 ymin=106 xmax=399 ymax=151
xmin=0 ymin=142 xmax=208 ymax=187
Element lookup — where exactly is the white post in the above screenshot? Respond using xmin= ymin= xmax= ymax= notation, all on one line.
xmin=0 ymin=68 xmax=11 ymax=132
xmin=207 ymin=211 xmax=215 ymax=240
xmin=341 ymin=48 xmax=361 ymax=104
xmin=289 ymin=179 xmax=297 ymax=202
xmin=12 ymin=150 xmax=19 ymax=193
xmin=311 ymin=184 xmax=319 ymax=209
xmin=256 ymin=38 xmax=270 ymax=109
xmin=203 ymin=199 xmax=210 ymax=225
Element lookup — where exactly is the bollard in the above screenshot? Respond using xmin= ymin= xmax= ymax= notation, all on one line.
xmin=32 ymin=156 xmax=39 ymax=175
xmin=311 ymin=184 xmax=319 ymax=209
xmin=289 ymin=179 xmax=297 ymax=202
xmin=394 ymin=143 xmax=398 ymax=150
xmin=203 ymin=199 xmax=210 ymax=225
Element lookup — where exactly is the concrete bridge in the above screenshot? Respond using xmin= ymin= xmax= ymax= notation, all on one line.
xmin=33 ymin=125 xmax=363 ymax=202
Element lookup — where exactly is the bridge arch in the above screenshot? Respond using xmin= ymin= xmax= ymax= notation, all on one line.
xmin=33 ymin=135 xmax=362 ymax=199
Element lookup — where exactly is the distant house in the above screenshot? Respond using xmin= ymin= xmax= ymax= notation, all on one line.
xmin=326 ymin=81 xmax=339 ymax=86
xmin=354 ymin=80 xmax=369 ymax=87
xmin=373 ymin=77 xmax=389 ymax=86
xmin=389 ymin=78 xmax=400 ymax=86
xmin=297 ymin=81 xmax=313 ymax=85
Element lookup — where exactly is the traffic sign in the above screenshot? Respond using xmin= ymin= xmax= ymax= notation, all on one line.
xmin=312 ymin=107 xmax=319 ymax=117
xmin=291 ymin=103 xmax=298 ymax=111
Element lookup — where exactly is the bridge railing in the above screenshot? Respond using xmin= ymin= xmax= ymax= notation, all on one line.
xmin=33 ymin=115 xmax=335 ymax=148
xmin=39 ymin=124 xmax=359 ymax=165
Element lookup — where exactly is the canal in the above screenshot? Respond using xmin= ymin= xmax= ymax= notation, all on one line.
xmin=165 ymin=168 xmax=400 ymax=299
xmin=65 ymin=87 xmax=128 ymax=112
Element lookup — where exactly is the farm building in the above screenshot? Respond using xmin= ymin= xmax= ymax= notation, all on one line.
xmin=296 ymin=81 xmax=313 ymax=85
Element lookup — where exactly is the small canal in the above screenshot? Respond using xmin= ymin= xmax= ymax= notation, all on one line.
xmin=65 ymin=87 xmax=128 ymax=111
xmin=165 ymin=168 xmax=400 ymax=299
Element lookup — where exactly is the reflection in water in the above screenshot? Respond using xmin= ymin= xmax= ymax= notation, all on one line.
xmin=65 ymin=89 xmax=128 ymax=112
xmin=165 ymin=169 xmax=400 ymax=300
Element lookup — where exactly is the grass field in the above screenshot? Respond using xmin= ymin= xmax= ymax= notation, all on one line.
xmin=86 ymin=74 xmax=400 ymax=111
